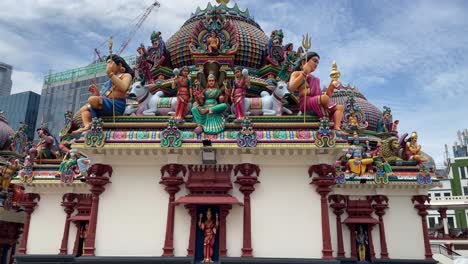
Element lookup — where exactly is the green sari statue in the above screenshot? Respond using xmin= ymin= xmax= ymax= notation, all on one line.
xmin=192 ymin=74 xmax=227 ymax=135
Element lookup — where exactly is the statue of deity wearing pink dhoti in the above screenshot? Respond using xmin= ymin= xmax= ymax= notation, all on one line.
xmin=289 ymin=52 xmax=345 ymax=133
xmin=198 ymin=208 xmax=219 ymax=263
xmin=231 ymin=67 xmax=250 ymax=121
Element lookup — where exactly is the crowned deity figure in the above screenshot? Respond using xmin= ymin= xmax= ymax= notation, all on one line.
xmin=405 ymin=131 xmax=428 ymax=163
xmin=198 ymin=208 xmax=219 ymax=263
xmin=289 ymin=52 xmax=345 ymax=133
xmin=148 ymin=31 xmax=166 ymax=68
xmin=29 ymin=127 xmax=57 ymax=161
xmin=207 ymin=31 xmax=220 ymax=54
xmin=0 ymin=158 xmax=22 ymax=191
xmin=347 ymin=148 xmax=374 ymax=176
xmin=73 ymin=55 xmax=134 ymax=134
xmin=172 ymin=66 xmax=193 ymax=122
xmin=231 ymin=67 xmax=250 ymax=121
xmin=192 ymin=73 xmax=228 ymax=135
xmin=58 ymin=149 xmax=79 ymax=177
xmin=136 ymin=44 xmax=155 ymax=84
xmin=356 ymin=225 xmax=369 ymax=261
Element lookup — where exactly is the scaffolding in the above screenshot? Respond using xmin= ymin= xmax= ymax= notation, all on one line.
xmin=44 ymin=55 xmax=137 ymax=85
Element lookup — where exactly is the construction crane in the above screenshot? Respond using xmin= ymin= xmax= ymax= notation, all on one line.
xmin=94 ymin=1 xmax=160 ymax=61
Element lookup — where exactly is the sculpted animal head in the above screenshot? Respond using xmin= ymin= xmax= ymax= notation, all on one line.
xmin=381 ymin=136 xmax=402 ymax=160
xmin=273 ymin=81 xmax=290 ymax=99
xmin=129 ymin=81 xmax=148 ymax=99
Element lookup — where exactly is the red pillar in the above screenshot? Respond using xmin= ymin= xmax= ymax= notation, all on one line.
xmin=18 ymin=193 xmax=40 ymax=254
xmin=186 ymin=205 xmax=197 ymax=256
xmin=160 ymin=164 xmax=186 ymax=257
xmin=329 ymin=194 xmax=346 ymax=258
xmin=72 ymin=222 xmax=81 ymax=256
xmin=234 ymin=163 xmax=260 ymax=257
xmin=59 ymin=193 xmax=77 ymax=255
xmin=371 ymin=195 xmax=389 ymax=259
xmin=350 ymin=225 xmax=357 ymax=258
xmin=310 ymin=164 xmax=335 ymax=259
xmin=82 ymin=164 xmax=112 ymax=256
xmin=437 ymin=207 xmax=449 ymax=238
xmin=219 ymin=205 xmax=232 ymax=257
xmin=368 ymin=225 xmax=376 ymax=260
xmin=412 ymin=195 xmax=433 ymax=259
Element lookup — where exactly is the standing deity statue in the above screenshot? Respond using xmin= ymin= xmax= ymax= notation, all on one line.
xmin=231 ymin=67 xmax=250 ymax=121
xmin=73 ymin=55 xmax=134 ymax=134
xmin=136 ymin=44 xmax=155 ymax=84
xmin=356 ymin=225 xmax=369 ymax=261
xmin=278 ymin=43 xmax=296 ymax=81
xmin=172 ymin=66 xmax=193 ymax=122
xmin=198 ymin=208 xmax=219 ymax=263
xmin=289 ymin=52 xmax=345 ymax=133
xmin=207 ymin=31 xmax=220 ymax=54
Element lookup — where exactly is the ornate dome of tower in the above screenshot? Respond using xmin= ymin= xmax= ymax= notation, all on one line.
xmin=166 ymin=2 xmax=268 ymax=69
xmin=330 ymin=85 xmax=383 ymax=131
xmin=0 ymin=112 xmax=14 ymax=150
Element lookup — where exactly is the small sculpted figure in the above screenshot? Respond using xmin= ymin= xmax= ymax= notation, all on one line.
xmin=405 ymin=131 xmax=428 ymax=163
xmin=172 ymin=66 xmax=193 ymax=122
xmin=231 ymin=67 xmax=250 ymax=121
xmin=198 ymin=208 xmax=219 ymax=263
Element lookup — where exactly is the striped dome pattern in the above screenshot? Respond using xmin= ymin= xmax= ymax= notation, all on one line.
xmin=166 ymin=16 xmax=268 ymax=69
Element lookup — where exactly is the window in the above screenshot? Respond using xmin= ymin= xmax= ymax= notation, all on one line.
xmin=448 ymin=217 xmax=456 ymax=228
xmin=461 ymin=167 xmax=467 ymax=179
xmin=444 ymin=192 xmax=451 ymax=197
xmin=435 ymin=193 xmax=441 ymax=197
xmin=464 ymin=187 xmax=468 ymax=196
xmin=428 ymin=217 xmax=436 ymax=228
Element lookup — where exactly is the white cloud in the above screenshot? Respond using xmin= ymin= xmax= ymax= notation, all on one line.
xmin=11 ymin=71 xmax=44 ymax=95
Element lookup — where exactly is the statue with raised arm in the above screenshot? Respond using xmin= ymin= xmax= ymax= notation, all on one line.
xmin=73 ymin=55 xmax=134 ymax=134
xmin=172 ymin=66 xmax=193 ymax=122
xmin=29 ymin=127 xmax=57 ymax=161
xmin=289 ymin=52 xmax=345 ymax=133
xmin=231 ymin=67 xmax=250 ymax=121
xmin=198 ymin=208 xmax=219 ymax=263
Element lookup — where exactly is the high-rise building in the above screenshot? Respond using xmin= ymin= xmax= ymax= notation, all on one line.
xmin=0 ymin=91 xmax=40 ymax=139
xmin=36 ymin=56 xmax=136 ymax=138
xmin=0 ymin=62 xmax=13 ymax=96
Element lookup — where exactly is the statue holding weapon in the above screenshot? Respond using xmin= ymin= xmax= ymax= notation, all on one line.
xmin=288 ymin=34 xmax=345 ymax=133
xmin=73 ymin=37 xmax=134 ymax=134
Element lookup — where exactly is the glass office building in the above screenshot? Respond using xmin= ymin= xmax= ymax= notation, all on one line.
xmin=0 ymin=91 xmax=40 ymax=139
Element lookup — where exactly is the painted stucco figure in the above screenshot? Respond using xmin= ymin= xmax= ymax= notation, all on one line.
xmin=192 ymin=73 xmax=227 ymax=135
xmin=73 ymin=55 xmax=134 ymax=134
xmin=207 ymin=31 xmax=220 ymax=54
xmin=347 ymin=148 xmax=374 ymax=176
xmin=405 ymin=131 xmax=428 ymax=163
xmin=198 ymin=208 xmax=219 ymax=263
xmin=29 ymin=127 xmax=57 ymax=161
xmin=136 ymin=44 xmax=155 ymax=84
xmin=289 ymin=52 xmax=345 ymax=132
xmin=0 ymin=159 xmax=22 ymax=191
xmin=231 ymin=67 xmax=250 ymax=121
xmin=172 ymin=66 xmax=193 ymax=122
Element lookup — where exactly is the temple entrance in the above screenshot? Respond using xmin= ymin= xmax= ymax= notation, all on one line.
xmin=355 ymin=224 xmax=371 ymax=262
xmin=195 ymin=205 xmax=220 ymax=263
xmin=75 ymin=221 xmax=88 ymax=257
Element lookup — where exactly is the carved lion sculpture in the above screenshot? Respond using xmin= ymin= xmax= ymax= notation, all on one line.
xmin=381 ymin=136 xmax=402 ymax=161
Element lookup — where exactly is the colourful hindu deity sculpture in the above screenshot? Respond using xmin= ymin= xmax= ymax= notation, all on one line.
xmin=207 ymin=31 xmax=220 ymax=54
xmin=29 ymin=127 xmax=57 ymax=161
xmin=231 ymin=67 xmax=250 ymax=121
xmin=73 ymin=55 xmax=134 ymax=134
xmin=372 ymin=142 xmax=393 ymax=174
xmin=288 ymin=52 xmax=345 ymax=132
xmin=356 ymin=225 xmax=369 ymax=261
xmin=58 ymin=149 xmax=79 ymax=177
xmin=198 ymin=208 xmax=219 ymax=263
xmin=0 ymin=159 xmax=22 ymax=191
xmin=405 ymin=131 xmax=428 ymax=163
xmin=172 ymin=66 xmax=193 ymax=122
xmin=147 ymin=31 xmax=166 ymax=68
xmin=347 ymin=148 xmax=374 ymax=175
xmin=278 ymin=43 xmax=296 ymax=81
xmin=192 ymin=74 xmax=228 ymax=135
xmin=136 ymin=44 xmax=155 ymax=84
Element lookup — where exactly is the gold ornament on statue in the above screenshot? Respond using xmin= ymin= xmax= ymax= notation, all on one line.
xmin=216 ymin=0 xmax=230 ymax=4
xmin=330 ymin=60 xmax=341 ymax=81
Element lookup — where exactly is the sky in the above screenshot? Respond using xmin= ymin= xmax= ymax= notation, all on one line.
xmin=0 ymin=0 xmax=467 ymax=165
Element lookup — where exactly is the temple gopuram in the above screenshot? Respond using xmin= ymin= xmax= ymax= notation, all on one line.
xmin=1 ymin=1 xmax=438 ymax=264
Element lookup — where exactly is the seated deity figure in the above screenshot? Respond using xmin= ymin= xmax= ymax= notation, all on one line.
xmin=198 ymin=208 xmax=219 ymax=263
xmin=192 ymin=74 xmax=228 ymax=135
xmin=347 ymin=148 xmax=374 ymax=176
xmin=288 ymin=52 xmax=345 ymax=133
xmin=29 ymin=127 xmax=57 ymax=161
xmin=0 ymin=158 xmax=22 ymax=191
xmin=207 ymin=31 xmax=220 ymax=54
xmin=172 ymin=66 xmax=193 ymax=122
xmin=231 ymin=67 xmax=250 ymax=121
xmin=405 ymin=131 xmax=428 ymax=163
xmin=73 ymin=55 xmax=134 ymax=134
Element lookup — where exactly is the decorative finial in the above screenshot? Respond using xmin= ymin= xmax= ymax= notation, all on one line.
xmin=302 ymin=33 xmax=311 ymax=52
xmin=216 ymin=0 xmax=230 ymax=4
xmin=330 ymin=60 xmax=341 ymax=82
xmin=108 ymin=36 xmax=113 ymax=60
